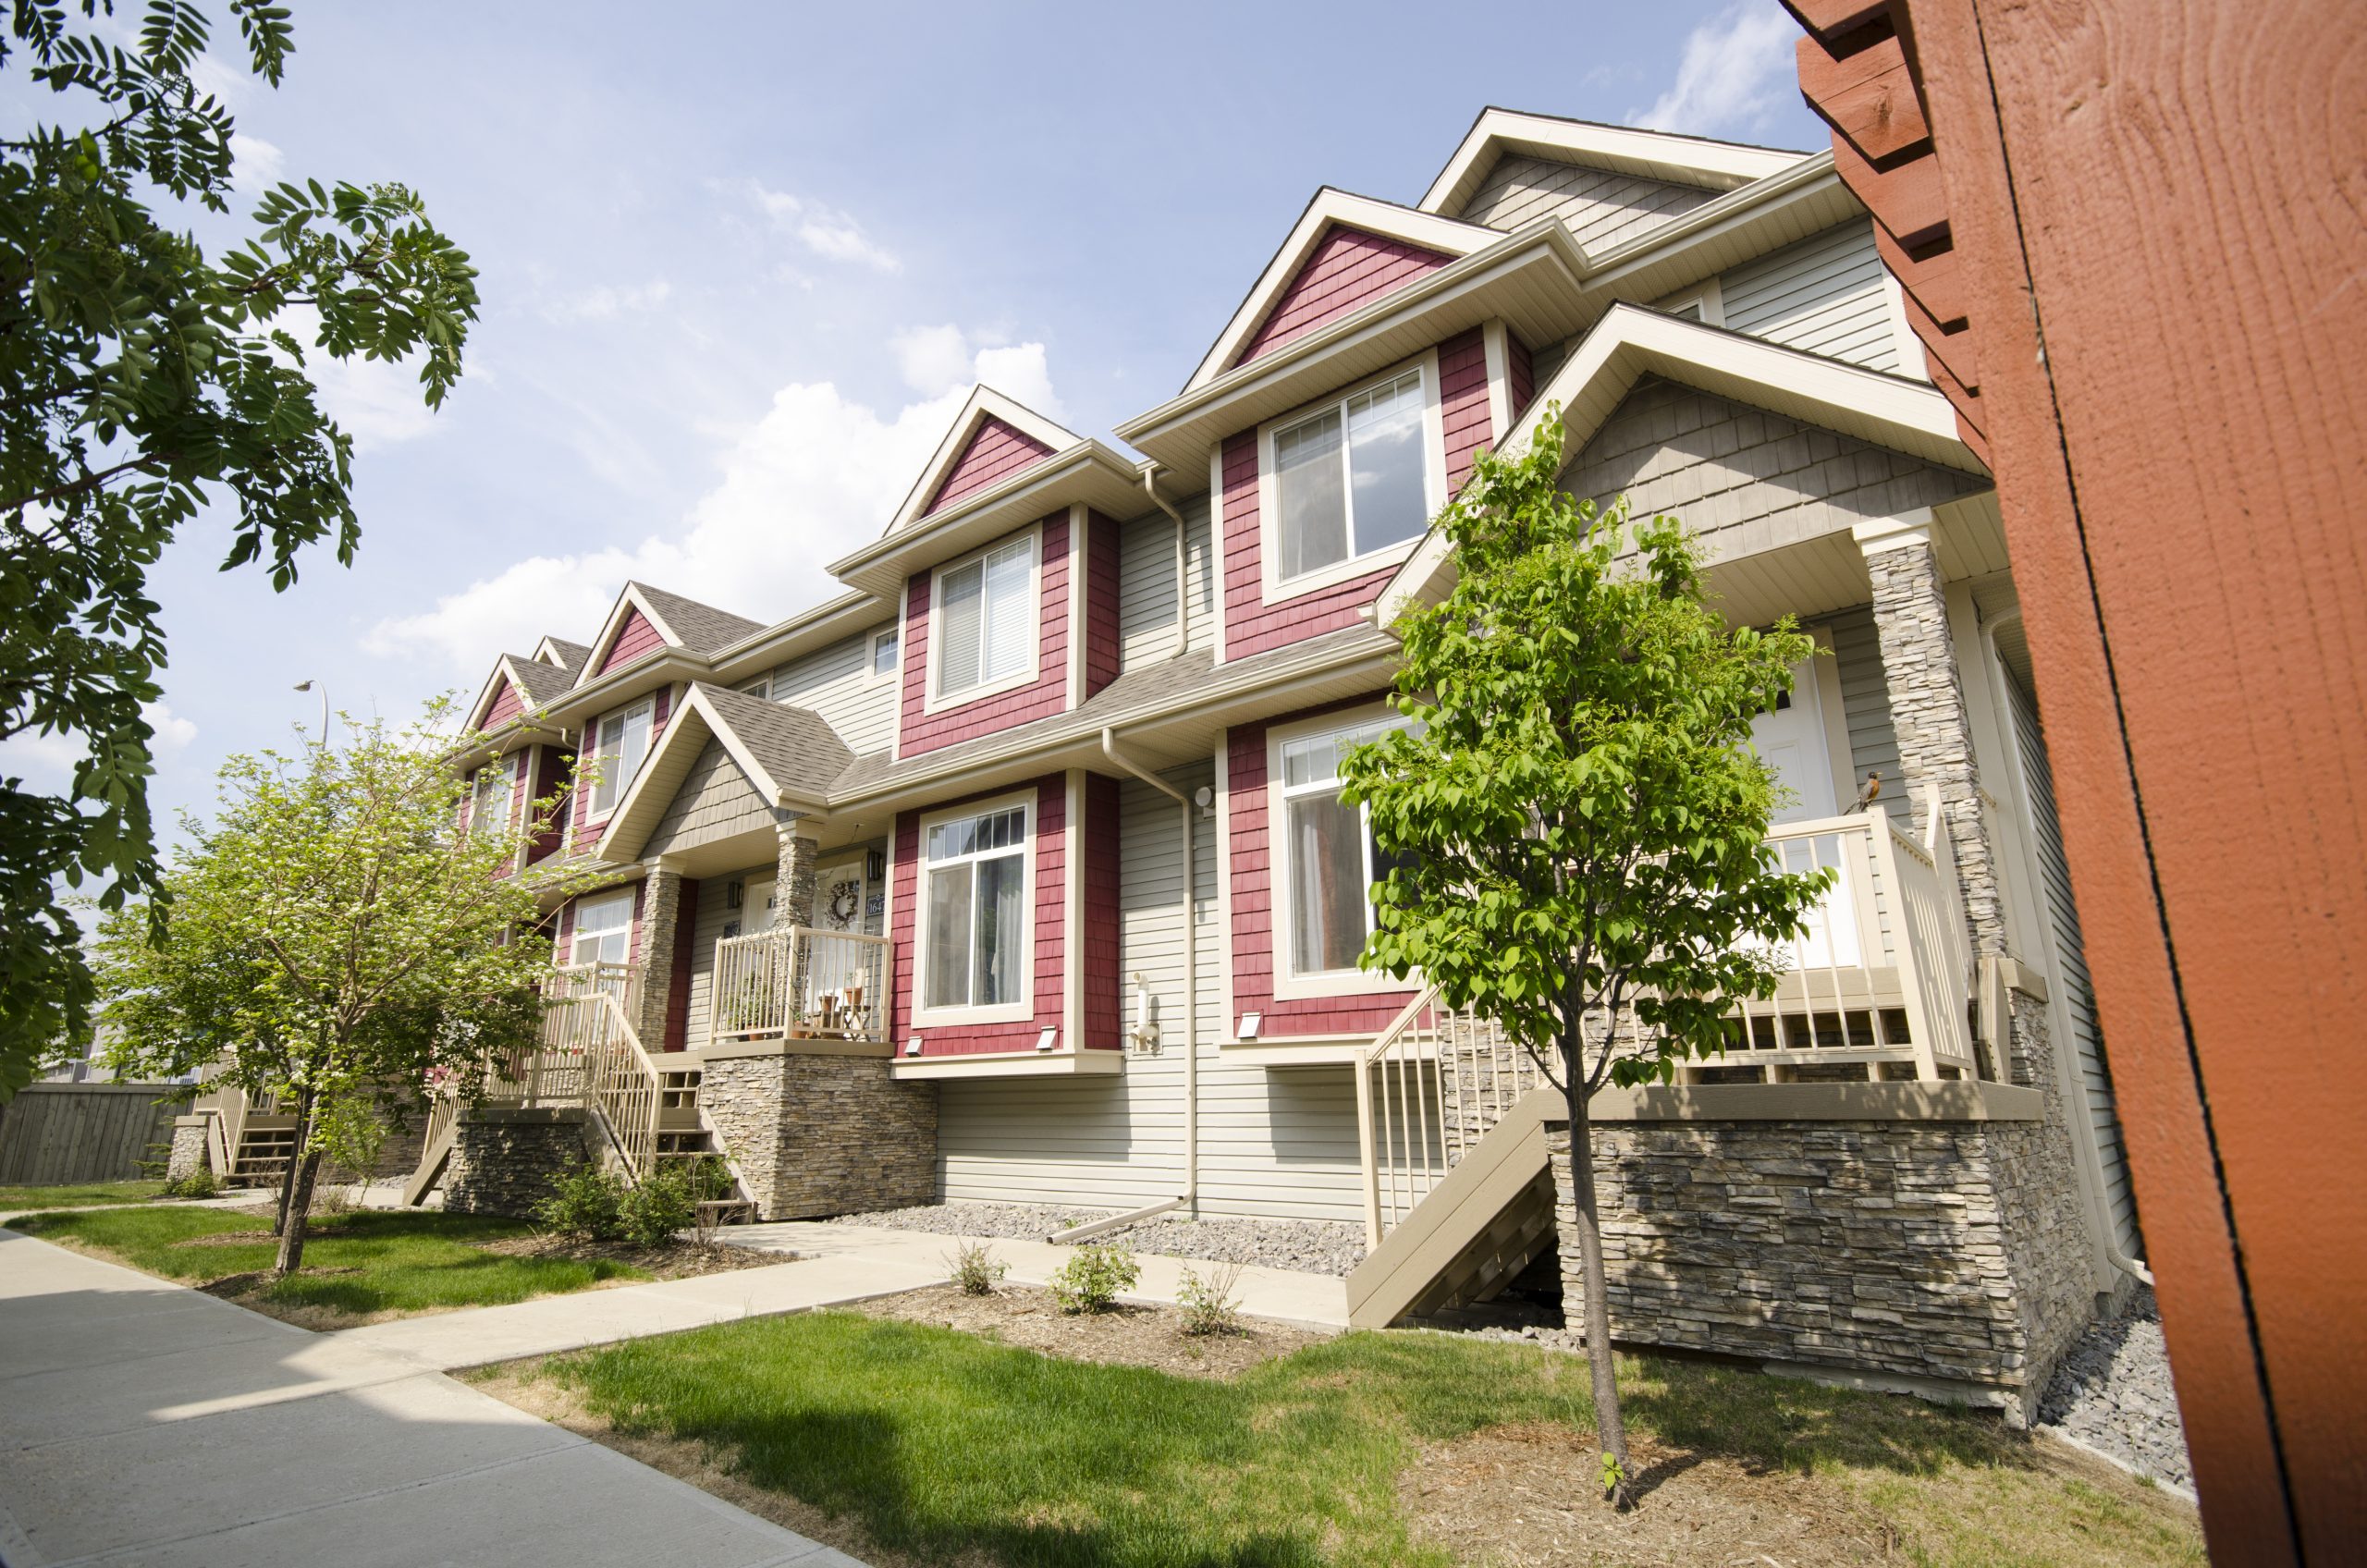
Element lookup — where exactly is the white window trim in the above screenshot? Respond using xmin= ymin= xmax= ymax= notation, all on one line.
xmin=868 ymin=626 xmax=901 ymax=684
xmin=472 ymin=760 xmax=511 ymax=835
xmin=1264 ymin=704 xmax=1421 ymax=1002
xmin=584 ymin=695 xmax=655 ymax=824
xmin=1654 ymin=276 xmax=1725 ymax=326
xmin=912 ymin=788 xmax=1037 ymax=1026
xmin=922 ymin=524 xmax=1043 ymax=716
xmin=1256 ymin=349 xmax=1447 ymax=606
xmin=569 ymin=888 xmax=635 ymax=968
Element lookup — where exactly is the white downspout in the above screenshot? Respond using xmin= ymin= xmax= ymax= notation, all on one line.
xmin=1141 ymin=465 xmax=1191 ymax=658
xmin=1100 ymin=727 xmax=1197 ymax=1215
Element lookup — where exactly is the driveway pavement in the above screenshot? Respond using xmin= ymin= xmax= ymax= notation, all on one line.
xmin=0 ymin=1228 xmax=860 ymax=1568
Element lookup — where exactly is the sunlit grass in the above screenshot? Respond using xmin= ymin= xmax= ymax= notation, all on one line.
xmin=0 ymin=1180 xmax=169 ymax=1210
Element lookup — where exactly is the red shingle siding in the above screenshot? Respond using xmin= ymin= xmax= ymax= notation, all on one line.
xmin=597 ymin=606 xmax=666 ymax=675
xmin=1220 ymin=330 xmax=1499 ymax=661
xmin=1233 ymin=227 xmax=1454 ymax=368
xmin=1084 ymin=773 xmax=1122 ymax=1048
xmin=484 ymin=678 xmax=523 ymax=730
xmin=1085 ymin=509 xmax=1122 ymax=699
xmin=1227 ymin=708 xmax=1416 ymax=1040
xmin=925 ymin=416 xmax=1057 ymax=517
xmin=889 ymin=776 xmax=1068 ymax=1056
xmin=899 ymin=515 xmax=1071 ymax=756
xmin=1439 ymin=327 xmax=1493 ymax=493
xmin=628 ymin=882 xmax=648 ymax=967
xmin=1508 ymin=330 xmax=1535 ymax=424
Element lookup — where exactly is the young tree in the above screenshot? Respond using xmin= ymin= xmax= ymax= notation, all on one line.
xmin=96 ymin=703 xmax=580 ymax=1271
xmin=1342 ymin=413 xmax=1833 ymax=1507
xmin=1 ymin=2 xmax=480 ymax=1100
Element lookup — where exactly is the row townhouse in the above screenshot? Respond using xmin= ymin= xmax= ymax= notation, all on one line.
xmin=401 ymin=108 xmax=2140 ymax=1421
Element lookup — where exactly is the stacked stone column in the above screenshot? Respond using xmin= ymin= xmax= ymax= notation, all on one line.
xmin=634 ymin=863 xmax=687 ymax=1048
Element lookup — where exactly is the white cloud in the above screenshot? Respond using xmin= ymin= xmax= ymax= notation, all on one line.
xmin=740 ymin=181 xmax=901 ymax=274
xmin=145 ymin=702 xmax=199 ymax=753
xmin=229 ymin=132 xmax=285 ymax=194
xmin=1632 ymin=1 xmax=1801 ymax=139
xmin=266 ymin=303 xmax=442 ymax=452
xmin=889 ymin=325 xmax=1062 ymax=422
xmin=890 ymin=323 xmax=973 ymax=398
xmin=538 ymin=278 xmax=675 ymax=325
xmin=0 ymin=702 xmax=197 ymax=781
xmin=367 ymin=336 xmax=1060 ymax=678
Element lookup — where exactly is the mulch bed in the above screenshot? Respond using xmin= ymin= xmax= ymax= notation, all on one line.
xmin=852 ymin=1281 xmax=1329 ymax=1379
xmin=470 ymin=1232 xmax=787 ymax=1280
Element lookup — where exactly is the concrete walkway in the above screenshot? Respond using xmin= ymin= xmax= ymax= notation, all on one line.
xmin=0 ymin=1228 xmax=859 ymax=1567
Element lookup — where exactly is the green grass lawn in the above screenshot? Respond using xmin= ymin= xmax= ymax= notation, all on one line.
xmin=528 ymin=1311 xmax=2203 ymax=1568
xmin=0 ymin=1180 xmax=169 ymax=1210
xmin=6 ymin=1205 xmax=649 ymax=1320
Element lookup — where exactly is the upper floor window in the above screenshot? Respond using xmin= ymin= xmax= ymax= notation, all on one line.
xmin=1267 ymin=364 xmax=1438 ymax=593
xmin=569 ymin=888 xmax=634 ymax=967
xmin=929 ymin=533 xmax=1036 ymax=708
xmin=1270 ymin=712 xmax=1419 ymax=995
xmin=587 ymin=697 xmax=653 ymax=816
xmin=470 ymin=762 xmax=509 ymax=835
xmin=919 ymin=798 xmax=1031 ymax=1020
xmin=870 ymin=626 xmax=900 ymax=680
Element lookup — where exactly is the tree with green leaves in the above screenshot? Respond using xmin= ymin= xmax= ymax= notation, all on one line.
xmin=2 ymin=0 xmax=479 ymax=1101
xmin=95 ymin=702 xmax=581 ymax=1272
xmin=1342 ymin=413 xmax=1833 ymax=1507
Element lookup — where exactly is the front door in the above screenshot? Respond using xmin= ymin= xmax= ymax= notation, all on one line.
xmin=741 ymin=876 xmax=779 ymax=937
xmin=1749 ymin=658 xmax=1860 ymax=968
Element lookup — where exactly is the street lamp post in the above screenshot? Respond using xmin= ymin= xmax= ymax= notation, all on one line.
xmin=293 ymin=680 xmax=327 ymax=747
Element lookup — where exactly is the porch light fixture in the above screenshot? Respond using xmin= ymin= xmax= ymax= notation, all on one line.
xmin=1236 ymin=1011 xmax=1262 ymax=1042
xmin=726 ymin=878 xmax=743 ymax=910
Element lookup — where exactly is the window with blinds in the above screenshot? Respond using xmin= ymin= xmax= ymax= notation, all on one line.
xmin=934 ymin=534 xmax=1036 ymax=703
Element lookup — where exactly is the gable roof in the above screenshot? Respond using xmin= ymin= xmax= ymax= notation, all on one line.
xmin=466 ymin=652 xmax=577 ymax=736
xmin=534 ymin=636 xmax=592 ymax=678
xmin=889 ymin=387 xmax=1087 ymax=535
xmin=593 ymin=682 xmax=852 ymax=863
xmin=574 ymin=581 xmax=764 ymax=689
xmin=1376 ymin=301 xmax=1981 ymax=625
xmin=1185 ymin=190 xmax=1500 ymax=392
xmin=1419 ymin=108 xmax=1809 ymax=220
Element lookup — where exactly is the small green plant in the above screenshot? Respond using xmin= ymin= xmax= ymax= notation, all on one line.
xmin=947 ymin=1240 xmax=1007 ymax=1295
xmin=163 ymin=1165 xmax=220 ymax=1200
xmin=618 ymin=1165 xmax=698 ymax=1248
xmin=1600 ymin=1450 xmax=1626 ymax=1501
xmin=1049 ymin=1241 xmax=1139 ymax=1315
xmin=1176 ymin=1260 xmax=1245 ymax=1337
xmin=534 ymin=1162 xmax=627 ymax=1243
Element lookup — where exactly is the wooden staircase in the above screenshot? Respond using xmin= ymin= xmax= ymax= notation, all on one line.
xmin=1343 ymin=989 xmax=1564 ymax=1329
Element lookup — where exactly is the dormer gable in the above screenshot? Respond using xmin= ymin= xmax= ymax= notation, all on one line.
xmin=1418 ymin=109 xmax=1806 ymax=233
xmin=889 ymin=386 xmax=1085 ymax=534
xmin=1185 ymin=190 xmax=1496 ymax=392
xmin=534 ymin=636 xmax=591 ymax=678
xmin=574 ymin=581 xmax=764 ymax=687
xmin=466 ymin=652 xmax=574 ymax=735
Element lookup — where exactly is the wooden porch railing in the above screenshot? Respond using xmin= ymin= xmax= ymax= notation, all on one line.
xmin=1355 ymin=987 xmax=1542 ymax=1247
xmin=711 ymin=927 xmax=889 ymax=1043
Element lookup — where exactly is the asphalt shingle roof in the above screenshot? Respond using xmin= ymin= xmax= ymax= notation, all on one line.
xmin=692 ymin=682 xmax=852 ymax=802
xmin=632 ymin=582 xmax=765 ymax=655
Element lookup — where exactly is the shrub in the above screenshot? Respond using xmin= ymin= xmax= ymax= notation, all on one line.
xmin=1049 ymin=1242 xmax=1138 ymax=1315
xmin=318 ymin=1096 xmax=389 ymax=1196
xmin=535 ymin=1162 xmax=627 ymax=1242
xmin=947 ymin=1240 xmax=1007 ymax=1295
xmin=618 ymin=1165 xmax=698 ymax=1248
xmin=1177 ymin=1261 xmax=1245 ymax=1337
xmin=163 ymin=1165 xmax=220 ymax=1199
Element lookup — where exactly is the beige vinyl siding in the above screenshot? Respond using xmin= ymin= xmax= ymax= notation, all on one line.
xmin=764 ymin=626 xmax=898 ymax=756
xmin=643 ymin=740 xmax=773 ymax=858
xmin=1720 ymin=222 xmax=1901 ymax=373
xmin=680 ymin=864 xmax=771 ymax=1054
xmin=1458 ymin=154 xmax=1718 ymax=251
xmin=1561 ymin=379 xmax=1982 ymax=571
xmin=1116 ymin=495 xmax=1219 ymax=672
xmin=937 ymin=761 xmax=1368 ymax=1224
xmin=2002 ymin=664 xmax=2140 ymax=1256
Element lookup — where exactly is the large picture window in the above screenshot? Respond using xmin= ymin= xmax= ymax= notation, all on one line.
xmin=471 ymin=762 xmax=509 ymax=835
xmin=921 ymin=801 xmax=1031 ymax=1015
xmin=569 ymin=889 xmax=634 ymax=967
xmin=586 ymin=697 xmax=653 ymax=816
xmin=1270 ymin=367 xmax=1433 ymax=585
xmin=933 ymin=535 xmax=1035 ymax=704
xmin=1277 ymin=717 xmax=1417 ymax=983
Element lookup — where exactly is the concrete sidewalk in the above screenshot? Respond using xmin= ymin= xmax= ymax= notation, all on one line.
xmin=0 ymin=1228 xmax=860 ymax=1567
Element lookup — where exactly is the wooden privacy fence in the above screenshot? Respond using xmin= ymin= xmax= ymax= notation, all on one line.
xmin=0 ymin=1083 xmax=190 ymax=1186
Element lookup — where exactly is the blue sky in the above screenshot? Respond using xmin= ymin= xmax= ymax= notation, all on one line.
xmin=6 ymin=0 xmax=1825 ymax=843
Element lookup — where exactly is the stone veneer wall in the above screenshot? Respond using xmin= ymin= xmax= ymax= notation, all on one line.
xmin=443 ymin=1108 xmax=593 ymax=1218
xmin=636 ymin=869 xmax=686 ymax=1047
xmin=1550 ymin=1098 xmax=2093 ymax=1424
xmin=166 ymin=1117 xmax=210 ymax=1182
xmin=700 ymin=1044 xmax=937 ymax=1219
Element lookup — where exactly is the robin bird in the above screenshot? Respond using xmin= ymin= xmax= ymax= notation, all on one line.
xmin=1846 ymin=770 xmax=1882 ymax=813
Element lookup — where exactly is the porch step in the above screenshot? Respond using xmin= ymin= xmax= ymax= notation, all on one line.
xmin=228 ymin=1129 xmax=298 ymax=1187
xmin=1345 ymin=1088 xmax=1562 ymax=1329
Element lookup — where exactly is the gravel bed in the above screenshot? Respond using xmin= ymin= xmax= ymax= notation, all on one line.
xmin=829 ymin=1202 xmax=1366 ymax=1276
xmin=2038 ymin=1286 xmax=2192 ymax=1491
xmin=829 ymin=1201 xmax=1116 ymax=1241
